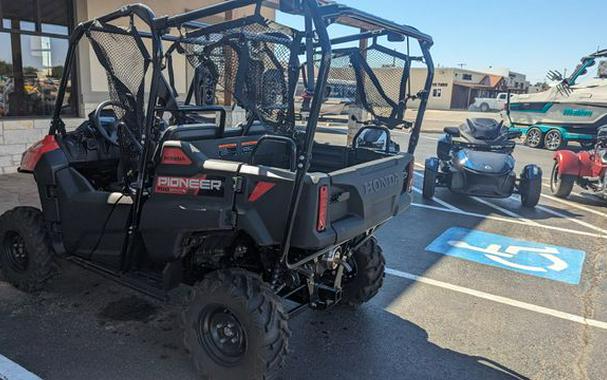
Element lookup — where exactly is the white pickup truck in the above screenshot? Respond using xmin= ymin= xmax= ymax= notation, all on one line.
xmin=470 ymin=92 xmax=512 ymax=112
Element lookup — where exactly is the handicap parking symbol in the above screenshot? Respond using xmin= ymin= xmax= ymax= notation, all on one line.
xmin=426 ymin=227 xmax=586 ymax=284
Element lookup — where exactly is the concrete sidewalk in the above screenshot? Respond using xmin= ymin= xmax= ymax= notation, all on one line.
xmin=0 ymin=174 xmax=39 ymax=214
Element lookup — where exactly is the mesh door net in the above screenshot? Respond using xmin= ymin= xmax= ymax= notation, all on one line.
xmin=86 ymin=21 xmax=151 ymax=139
xmin=314 ymin=46 xmax=412 ymax=129
xmin=178 ymin=22 xmax=299 ymax=133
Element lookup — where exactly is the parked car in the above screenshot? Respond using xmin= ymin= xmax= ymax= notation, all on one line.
xmin=470 ymin=92 xmax=512 ymax=112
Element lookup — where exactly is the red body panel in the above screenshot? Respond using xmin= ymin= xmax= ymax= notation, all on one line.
xmin=591 ymin=151 xmax=607 ymax=178
xmin=160 ymin=147 xmax=192 ymax=165
xmin=554 ymin=150 xmax=590 ymax=177
xmin=554 ymin=149 xmax=607 ymax=179
xmin=19 ymin=135 xmax=60 ymax=173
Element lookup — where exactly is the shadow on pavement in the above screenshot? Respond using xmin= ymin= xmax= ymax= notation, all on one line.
xmin=284 ymin=307 xmax=528 ymax=380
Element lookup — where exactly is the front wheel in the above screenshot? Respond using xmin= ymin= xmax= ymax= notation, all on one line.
xmin=524 ymin=127 xmax=543 ymax=148
xmin=342 ymin=237 xmax=385 ymax=306
xmin=183 ymin=269 xmax=290 ymax=380
xmin=0 ymin=207 xmax=56 ymax=292
xmin=550 ymin=162 xmax=575 ymax=198
xmin=422 ymin=160 xmax=438 ymax=200
xmin=519 ymin=166 xmax=542 ymax=208
xmin=544 ymin=129 xmax=566 ymax=151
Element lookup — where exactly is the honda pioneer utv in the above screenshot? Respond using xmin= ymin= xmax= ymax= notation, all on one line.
xmin=0 ymin=1 xmax=434 ymax=378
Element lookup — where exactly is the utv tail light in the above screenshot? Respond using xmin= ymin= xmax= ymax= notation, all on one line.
xmin=20 ymin=135 xmax=59 ymax=173
xmin=317 ymin=185 xmax=329 ymax=232
xmin=406 ymin=160 xmax=415 ymax=192
xmin=161 ymin=147 xmax=192 ymax=165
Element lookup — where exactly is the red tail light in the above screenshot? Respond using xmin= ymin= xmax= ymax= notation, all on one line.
xmin=161 ymin=147 xmax=192 ymax=165
xmin=20 ymin=135 xmax=59 ymax=173
xmin=406 ymin=160 xmax=415 ymax=192
xmin=317 ymin=185 xmax=329 ymax=232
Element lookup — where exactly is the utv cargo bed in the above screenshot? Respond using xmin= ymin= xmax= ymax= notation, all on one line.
xmin=141 ymin=140 xmax=412 ymax=260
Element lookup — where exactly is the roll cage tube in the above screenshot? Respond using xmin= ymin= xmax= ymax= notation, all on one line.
xmin=280 ymin=0 xmax=332 ymax=268
xmin=49 ymin=3 xmax=159 ymax=136
xmin=289 ymin=1 xmax=435 ymax=153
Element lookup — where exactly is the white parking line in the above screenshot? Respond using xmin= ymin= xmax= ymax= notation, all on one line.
xmin=413 ymin=162 xmax=605 ymax=233
xmin=534 ymin=204 xmax=607 ymax=234
xmin=411 ymin=184 xmax=462 ymax=212
xmin=0 ymin=355 xmax=42 ymax=380
xmin=469 ymin=196 xmax=541 ymax=226
xmin=540 ymin=192 xmax=607 ymax=219
xmin=385 ymin=268 xmax=607 ymax=330
xmin=410 ymin=202 xmax=607 ymax=240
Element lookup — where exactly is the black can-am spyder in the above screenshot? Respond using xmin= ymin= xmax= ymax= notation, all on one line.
xmin=423 ymin=118 xmax=542 ymax=207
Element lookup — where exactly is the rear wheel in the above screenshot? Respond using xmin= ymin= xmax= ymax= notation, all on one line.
xmin=480 ymin=103 xmax=490 ymax=112
xmin=422 ymin=165 xmax=437 ymax=200
xmin=550 ymin=162 xmax=575 ymax=198
xmin=544 ymin=129 xmax=566 ymax=151
xmin=183 ymin=269 xmax=289 ymax=380
xmin=525 ymin=127 xmax=543 ymax=148
xmin=0 ymin=207 xmax=55 ymax=292
xmin=342 ymin=237 xmax=385 ymax=306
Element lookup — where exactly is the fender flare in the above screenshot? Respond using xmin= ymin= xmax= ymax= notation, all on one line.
xmin=553 ymin=150 xmax=581 ymax=176
xmin=425 ymin=157 xmax=439 ymax=172
xmin=521 ymin=164 xmax=542 ymax=180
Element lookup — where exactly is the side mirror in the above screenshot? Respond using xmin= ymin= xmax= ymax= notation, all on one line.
xmin=353 ymin=126 xmax=391 ymax=153
xmin=506 ymin=130 xmax=523 ymax=140
xmin=443 ymin=126 xmax=461 ymax=138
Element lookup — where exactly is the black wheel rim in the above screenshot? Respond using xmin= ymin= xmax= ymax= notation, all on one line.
xmin=545 ymin=131 xmax=561 ymax=150
xmin=197 ymin=305 xmax=246 ymax=366
xmin=527 ymin=129 xmax=541 ymax=147
xmin=2 ymin=231 xmax=28 ymax=272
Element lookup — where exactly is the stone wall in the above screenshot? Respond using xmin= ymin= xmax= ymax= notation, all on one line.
xmin=0 ymin=118 xmax=84 ymax=174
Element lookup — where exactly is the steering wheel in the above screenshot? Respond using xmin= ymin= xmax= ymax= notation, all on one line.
xmin=92 ymin=100 xmax=126 ymax=146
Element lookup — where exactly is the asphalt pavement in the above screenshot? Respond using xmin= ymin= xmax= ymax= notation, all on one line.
xmin=1 ymin=129 xmax=606 ymax=380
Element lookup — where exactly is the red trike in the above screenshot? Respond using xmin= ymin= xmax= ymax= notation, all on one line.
xmin=551 ymin=126 xmax=607 ymax=200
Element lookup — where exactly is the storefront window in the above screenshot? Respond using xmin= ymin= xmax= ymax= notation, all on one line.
xmin=0 ymin=0 xmax=74 ymax=118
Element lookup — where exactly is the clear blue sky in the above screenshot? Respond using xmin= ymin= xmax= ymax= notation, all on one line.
xmin=277 ymin=0 xmax=605 ymax=83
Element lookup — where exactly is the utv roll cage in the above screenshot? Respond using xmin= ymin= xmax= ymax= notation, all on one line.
xmin=48 ymin=0 xmax=434 ymax=270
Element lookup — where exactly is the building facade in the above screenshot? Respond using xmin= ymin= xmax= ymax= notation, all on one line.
xmin=407 ymin=67 xmax=529 ymax=111
xmin=0 ymin=0 xmax=272 ymax=174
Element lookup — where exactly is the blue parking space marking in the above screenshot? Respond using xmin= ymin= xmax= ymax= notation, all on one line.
xmin=426 ymin=227 xmax=586 ymax=285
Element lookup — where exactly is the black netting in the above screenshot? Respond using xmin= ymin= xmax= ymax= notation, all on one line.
xmin=86 ymin=22 xmax=150 ymax=138
xmin=178 ymin=22 xmax=298 ymax=132
xmin=314 ymin=46 xmax=411 ymax=128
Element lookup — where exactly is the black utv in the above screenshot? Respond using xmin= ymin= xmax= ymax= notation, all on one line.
xmin=0 ymin=1 xmax=435 ymax=378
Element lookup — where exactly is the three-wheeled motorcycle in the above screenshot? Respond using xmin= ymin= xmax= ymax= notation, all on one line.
xmin=551 ymin=125 xmax=607 ymax=200
xmin=423 ymin=118 xmax=542 ymax=207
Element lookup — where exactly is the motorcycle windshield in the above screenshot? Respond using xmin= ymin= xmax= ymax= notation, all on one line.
xmin=455 ymin=149 xmax=515 ymax=174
